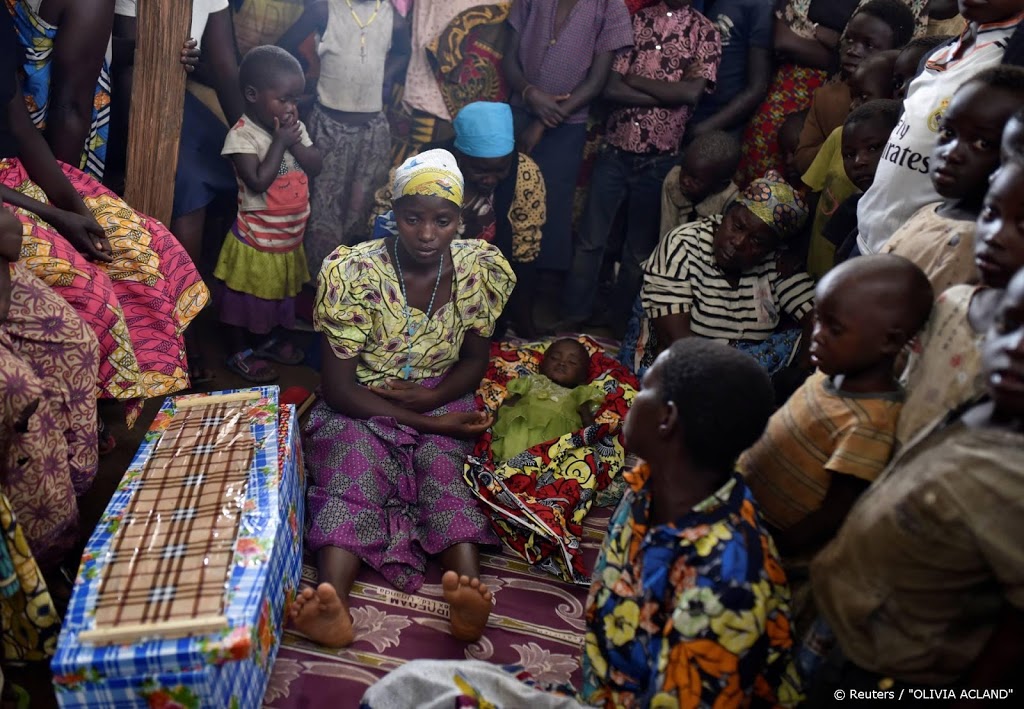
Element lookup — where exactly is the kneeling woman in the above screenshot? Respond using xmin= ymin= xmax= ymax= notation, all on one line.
xmin=293 ymin=150 xmax=516 ymax=647
xmin=621 ymin=170 xmax=816 ymax=377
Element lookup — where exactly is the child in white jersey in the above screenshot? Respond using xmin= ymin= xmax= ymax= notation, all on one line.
xmin=856 ymin=1 xmax=1024 ymax=255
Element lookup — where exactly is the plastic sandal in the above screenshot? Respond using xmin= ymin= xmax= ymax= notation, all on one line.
xmin=97 ymin=417 xmax=116 ymax=457
xmin=188 ymin=353 xmax=216 ymax=385
xmin=226 ymin=349 xmax=279 ymax=384
xmin=254 ymin=338 xmax=305 ymax=366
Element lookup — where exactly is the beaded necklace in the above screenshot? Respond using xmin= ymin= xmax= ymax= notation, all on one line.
xmin=345 ymin=0 xmax=384 ymax=62
xmin=392 ymin=238 xmax=445 ymax=379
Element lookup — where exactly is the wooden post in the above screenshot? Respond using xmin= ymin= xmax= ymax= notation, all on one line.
xmin=123 ymin=0 xmax=194 ymax=225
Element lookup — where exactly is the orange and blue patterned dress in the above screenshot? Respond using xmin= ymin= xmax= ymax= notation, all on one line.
xmin=582 ymin=463 xmax=803 ymax=707
xmin=6 ymin=0 xmax=111 ymax=179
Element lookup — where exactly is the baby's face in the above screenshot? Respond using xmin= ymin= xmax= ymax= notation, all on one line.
xmin=540 ymin=341 xmax=589 ymax=387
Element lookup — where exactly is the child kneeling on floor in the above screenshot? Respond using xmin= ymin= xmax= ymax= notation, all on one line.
xmin=740 ymin=255 xmax=934 ymax=557
xmin=491 ymin=338 xmax=605 ymax=462
xmin=216 ymin=45 xmax=323 ymax=383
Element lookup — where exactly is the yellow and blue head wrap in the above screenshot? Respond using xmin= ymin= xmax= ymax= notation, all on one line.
xmin=392 ymin=149 xmax=465 ymax=208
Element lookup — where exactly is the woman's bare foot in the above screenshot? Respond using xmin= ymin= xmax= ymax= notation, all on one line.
xmin=289 ymin=582 xmax=354 ymax=648
xmin=441 ymin=570 xmax=492 ymax=642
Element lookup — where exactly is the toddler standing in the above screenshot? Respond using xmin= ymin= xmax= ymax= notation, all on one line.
xmin=215 ymin=45 xmax=323 ymax=383
xmin=802 ymin=56 xmax=899 ymax=277
xmin=658 ymin=130 xmax=741 ymax=239
xmin=740 ymin=255 xmax=934 ymax=557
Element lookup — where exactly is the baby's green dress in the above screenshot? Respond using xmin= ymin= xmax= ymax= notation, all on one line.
xmin=491 ymin=374 xmax=605 ymax=462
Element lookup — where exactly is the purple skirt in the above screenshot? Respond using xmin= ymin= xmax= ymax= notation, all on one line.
xmin=303 ymin=380 xmax=498 ymax=593
xmin=216 ymin=283 xmax=297 ymax=336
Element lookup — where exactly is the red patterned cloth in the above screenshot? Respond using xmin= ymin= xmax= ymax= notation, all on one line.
xmin=626 ymin=0 xmax=659 ymax=13
xmin=606 ymin=3 xmax=721 ymax=154
xmin=464 ymin=337 xmax=639 ymax=584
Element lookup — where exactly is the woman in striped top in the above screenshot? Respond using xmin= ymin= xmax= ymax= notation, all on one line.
xmin=620 ymin=170 xmax=815 ymax=377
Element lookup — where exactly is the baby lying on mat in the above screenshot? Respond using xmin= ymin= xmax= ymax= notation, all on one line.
xmin=491 ymin=338 xmax=606 ymax=462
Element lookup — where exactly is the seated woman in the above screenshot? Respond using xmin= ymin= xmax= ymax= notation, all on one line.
xmin=620 ymin=170 xmax=815 ymax=378
xmin=361 ymin=339 xmax=801 ymax=708
xmin=371 ymin=101 xmax=545 ymax=336
xmin=0 ymin=10 xmax=210 ymax=424
xmin=293 ymin=149 xmax=515 ymax=648
xmin=1 ymin=205 xmax=98 ymax=668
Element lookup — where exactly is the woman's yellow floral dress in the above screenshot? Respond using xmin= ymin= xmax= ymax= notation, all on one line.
xmin=582 ymin=464 xmax=803 ymax=708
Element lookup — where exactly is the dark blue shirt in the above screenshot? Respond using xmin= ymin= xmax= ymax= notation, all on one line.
xmin=690 ymin=0 xmax=773 ymax=131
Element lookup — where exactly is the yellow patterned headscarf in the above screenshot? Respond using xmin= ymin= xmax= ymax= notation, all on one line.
xmin=736 ymin=170 xmax=809 ymax=240
xmin=392 ymin=149 xmax=465 ymax=207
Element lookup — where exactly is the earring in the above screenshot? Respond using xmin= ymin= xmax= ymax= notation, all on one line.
xmin=658 ymin=424 xmax=669 ymax=434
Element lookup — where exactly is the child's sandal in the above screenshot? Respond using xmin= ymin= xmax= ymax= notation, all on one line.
xmin=254 ymin=338 xmax=305 ymax=366
xmin=226 ymin=349 xmax=279 ymax=384
xmin=97 ymin=417 xmax=116 ymax=457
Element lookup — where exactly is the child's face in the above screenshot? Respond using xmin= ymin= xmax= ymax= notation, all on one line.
xmin=540 ymin=340 xmax=589 ymax=388
xmin=931 ymin=83 xmax=1016 ymax=201
xmin=712 ymin=204 xmax=780 ymax=273
xmin=678 ymin=153 xmax=726 ymax=202
xmin=893 ymin=47 xmax=927 ymax=101
xmin=247 ymin=71 xmax=305 ymax=132
xmin=1001 ymin=116 xmax=1024 ymax=166
xmin=842 ymin=118 xmax=892 ymax=192
xmin=810 ymin=274 xmax=891 ymax=376
xmin=393 ymin=194 xmax=461 ymax=265
xmin=982 ymin=269 xmax=1024 ymax=419
xmin=958 ymin=0 xmax=1022 ymax=24
xmin=840 ymin=13 xmax=896 ymax=78
xmin=848 ymin=57 xmax=894 ymax=110
xmin=975 ymin=162 xmax=1024 ymax=290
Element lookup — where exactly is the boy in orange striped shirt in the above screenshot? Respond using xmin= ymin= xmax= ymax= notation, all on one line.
xmin=739 ymin=255 xmax=932 ymax=556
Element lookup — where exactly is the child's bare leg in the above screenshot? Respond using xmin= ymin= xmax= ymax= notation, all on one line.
xmin=290 ymin=546 xmax=358 ymax=648
xmin=439 ymin=543 xmax=492 ymax=642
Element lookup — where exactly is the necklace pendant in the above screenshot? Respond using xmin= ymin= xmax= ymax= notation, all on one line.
xmin=360 ymin=33 xmax=367 ymax=62
xmin=402 ymin=363 xmax=413 ymax=380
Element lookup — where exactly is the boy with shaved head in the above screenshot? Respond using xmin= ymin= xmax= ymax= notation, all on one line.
xmin=740 ymin=254 xmax=934 ymax=556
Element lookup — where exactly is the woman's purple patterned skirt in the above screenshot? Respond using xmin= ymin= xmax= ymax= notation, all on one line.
xmin=303 ymin=380 xmax=499 ymax=593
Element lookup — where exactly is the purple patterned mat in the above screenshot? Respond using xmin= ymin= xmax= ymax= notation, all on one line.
xmin=263 ymin=507 xmax=612 ymax=708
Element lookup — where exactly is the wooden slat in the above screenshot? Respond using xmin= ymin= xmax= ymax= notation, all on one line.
xmin=78 ymin=616 xmax=229 ymax=646
xmin=175 ymin=390 xmax=263 ymax=408
xmin=123 ymin=0 xmax=194 ymax=225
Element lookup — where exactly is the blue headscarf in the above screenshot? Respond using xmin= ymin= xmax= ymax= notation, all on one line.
xmin=453 ymin=102 xmax=515 ymax=159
